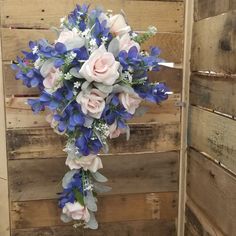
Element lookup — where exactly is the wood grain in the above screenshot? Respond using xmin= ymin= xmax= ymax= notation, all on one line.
xmin=194 ymin=0 xmax=236 ymax=21
xmin=185 ymin=199 xmax=224 ymax=236
xmin=187 ymin=148 xmax=236 ymax=236
xmin=0 ymin=23 xmax=10 ymax=236
xmin=11 ymin=192 xmax=178 ymax=229
xmin=189 ymin=106 xmax=236 ymax=174
xmin=7 ymin=122 xmax=180 ymax=160
xmin=190 ymin=73 xmax=236 ymax=116
xmin=1 ymin=0 xmax=184 ymax=32
xmin=12 ymin=220 xmax=176 ymax=236
xmin=8 ymin=151 xmax=179 ymax=201
xmin=191 ymin=11 xmax=236 ymax=74
xmin=5 ymin=94 xmax=180 ymax=128
xmin=2 ymin=28 xmax=183 ymax=63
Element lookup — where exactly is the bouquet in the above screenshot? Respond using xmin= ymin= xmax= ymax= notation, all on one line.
xmin=12 ymin=4 xmax=171 ymax=230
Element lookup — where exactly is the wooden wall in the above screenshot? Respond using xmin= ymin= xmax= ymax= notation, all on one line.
xmin=186 ymin=1 xmax=236 ymax=235
xmin=0 ymin=0 xmax=184 ymax=235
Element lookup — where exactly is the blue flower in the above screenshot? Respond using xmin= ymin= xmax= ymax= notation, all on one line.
xmin=58 ymin=171 xmax=84 ymax=208
xmin=102 ymin=95 xmax=133 ymax=126
xmin=93 ymin=18 xmax=112 ymax=46
xmin=134 ymin=82 xmax=170 ymax=103
xmin=75 ymin=127 xmax=103 ymax=156
xmin=68 ymin=4 xmax=89 ymax=31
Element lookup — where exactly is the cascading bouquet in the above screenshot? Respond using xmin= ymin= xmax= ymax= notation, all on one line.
xmin=12 ymin=4 xmax=171 ymax=230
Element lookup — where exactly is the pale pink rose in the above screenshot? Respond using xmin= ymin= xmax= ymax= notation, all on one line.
xmin=56 ymin=29 xmax=85 ymax=51
xmin=118 ymin=33 xmax=140 ymax=52
xmin=109 ymin=121 xmax=126 ymax=139
xmin=66 ymin=154 xmax=103 ymax=172
xmin=43 ymin=67 xmax=61 ymax=89
xmin=108 ymin=14 xmax=131 ymax=36
xmin=119 ymin=92 xmax=142 ymax=114
xmin=79 ymin=45 xmax=120 ymax=85
xmin=76 ymin=88 xmax=107 ymax=119
xmin=62 ymin=202 xmax=90 ymax=222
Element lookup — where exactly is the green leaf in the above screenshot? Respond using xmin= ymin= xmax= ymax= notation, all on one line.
xmin=73 ymin=189 xmax=85 ymax=206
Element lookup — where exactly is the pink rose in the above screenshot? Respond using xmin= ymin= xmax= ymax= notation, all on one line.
xmin=76 ymin=88 xmax=107 ymax=119
xmin=62 ymin=202 xmax=90 ymax=222
xmin=56 ymin=29 xmax=85 ymax=51
xmin=43 ymin=67 xmax=61 ymax=90
xmin=79 ymin=45 xmax=120 ymax=85
xmin=66 ymin=154 xmax=103 ymax=172
xmin=118 ymin=33 xmax=140 ymax=52
xmin=108 ymin=14 xmax=131 ymax=36
xmin=119 ymin=92 xmax=142 ymax=114
xmin=109 ymin=121 xmax=126 ymax=139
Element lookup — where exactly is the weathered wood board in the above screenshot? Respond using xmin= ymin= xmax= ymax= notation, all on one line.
xmin=194 ymin=0 xmax=236 ymax=21
xmin=11 ymin=192 xmax=177 ymax=229
xmin=7 ymin=122 xmax=180 ymax=160
xmin=191 ymin=11 xmax=236 ymax=74
xmin=190 ymin=73 xmax=236 ymax=116
xmin=8 ymin=151 xmax=179 ymax=201
xmin=189 ymin=106 xmax=236 ymax=173
xmin=187 ymin=148 xmax=236 ymax=236
xmin=1 ymin=1 xmax=184 ymax=32
xmin=2 ymin=28 xmax=183 ymax=63
xmin=12 ymin=220 xmax=176 ymax=236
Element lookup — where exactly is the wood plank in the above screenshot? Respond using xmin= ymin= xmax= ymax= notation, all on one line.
xmin=2 ymin=28 xmax=183 ymax=63
xmin=5 ymin=94 xmax=180 ymax=128
xmin=185 ymin=199 xmax=224 ymax=236
xmin=6 ymin=122 xmax=180 ymax=160
xmin=8 ymin=151 xmax=179 ymax=201
xmin=190 ymin=73 xmax=236 ymax=116
xmin=187 ymin=148 xmax=236 ymax=236
xmin=0 ymin=23 xmax=10 ymax=236
xmin=189 ymin=106 xmax=236 ymax=174
xmin=4 ymin=63 xmax=182 ymax=96
xmin=12 ymin=220 xmax=176 ymax=236
xmin=11 ymin=192 xmax=178 ymax=229
xmin=194 ymin=0 xmax=236 ymax=21
xmin=177 ymin=0 xmax=193 ymax=235
xmin=1 ymin=1 xmax=184 ymax=32
xmin=191 ymin=11 xmax=236 ymax=74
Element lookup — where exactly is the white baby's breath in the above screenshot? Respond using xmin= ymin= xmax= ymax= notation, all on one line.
xmin=74 ymin=81 xmax=81 ymax=88
xmin=32 ymin=46 xmax=39 ymax=54
xmin=64 ymin=73 xmax=72 ymax=80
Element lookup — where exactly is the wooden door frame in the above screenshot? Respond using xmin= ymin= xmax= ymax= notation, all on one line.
xmin=177 ymin=0 xmax=194 ymax=235
xmin=0 ymin=22 xmax=11 ymax=236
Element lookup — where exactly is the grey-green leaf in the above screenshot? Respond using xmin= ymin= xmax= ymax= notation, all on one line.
xmin=85 ymin=212 xmax=98 ymax=230
xmin=134 ymin=106 xmax=149 ymax=117
xmin=62 ymin=170 xmax=77 ymax=189
xmin=93 ymin=182 xmax=112 ymax=193
xmin=69 ymin=67 xmax=83 ymax=78
xmin=84 ymin=191 xmax=97 ymax=212
xmin=60 ymin=213 xmax=72 ymax=223
xmin=108 ymin=38 xmax=120 ymax=57
xmin=94 ymin=82 xmax=113 ymax=94
xmin=91 ymin=171 xmax=108 ymax=183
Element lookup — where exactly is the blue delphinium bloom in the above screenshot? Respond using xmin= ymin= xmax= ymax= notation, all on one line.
xmin=134 ymin=82 xmax=170 ymax=103
xmin=75 ymin=127 xmax=103 ymax=156
xmin=68 ymin=4 xmax=89 ymax=31
xmin=11 ymin=57 xmax=44 ymax=89
xmin=102 ymin=95 xmax=133 ymax=126
xmin=58 ymin=171 xmax=84 ymax=208
xmin=93 ymin=18 xmax=112 ymax=46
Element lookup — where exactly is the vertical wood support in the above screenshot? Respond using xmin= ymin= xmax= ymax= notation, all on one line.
xmin=177 ymin=0 xmax=194 ymax=235
xmin=0 ymin=1 xmax=10 ymax=235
